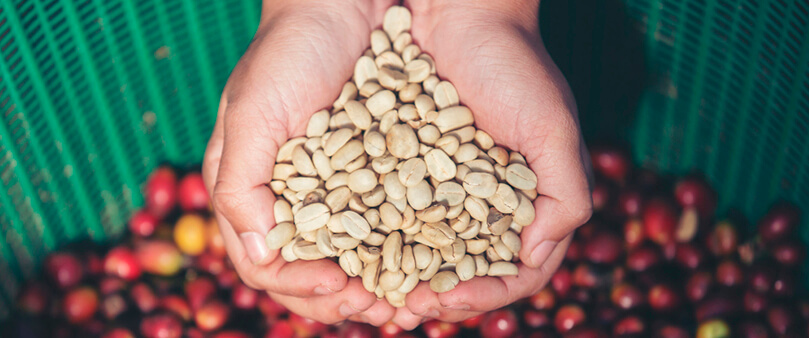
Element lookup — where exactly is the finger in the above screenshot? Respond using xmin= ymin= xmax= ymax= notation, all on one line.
xmin=202 ymin=95 xmax=228 ymax=199
xmin=436 ymin=235 xmax=573 ymax=312
xmin=270 ymin=278 xmax=377 ymax=325
xmin=213 ymin=102 xmax=288 ymax=265
xmin=218 ymin=213 xmax=348 ymax=296
xmin=351 ymin=299 xmax=397 ymax=327
xmin=404 ymin=282 xmax=479 ymax=322
xmin=391 ymin=307 xmax=424 ymax=331
xmin=520 ymin=121 xmax=593 ymax=268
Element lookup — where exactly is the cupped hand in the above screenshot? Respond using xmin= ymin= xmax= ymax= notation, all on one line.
xmin=389 ymin=0 xmax=594 ymax=328
xmin=202 ymin=0 xmax=397 ymax=325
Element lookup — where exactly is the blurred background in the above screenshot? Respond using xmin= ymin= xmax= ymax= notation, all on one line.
xmin=0 ymin=0 xmax=808 ymax=334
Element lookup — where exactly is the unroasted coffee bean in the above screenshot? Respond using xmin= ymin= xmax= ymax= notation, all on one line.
xmin=433 ymin=81 xmax=459 ymax=110
xmin=435 ymin=106 xmax=474 ymax=133
xmin=456 ymin=255 xmax=476 ymax=281
xmin=413 ymin=244 xmax=432 ymax=270
xmin=465 ymin=238 xmax=489 ymax=255
xmin=347 ymin=169 xmax=378 ymax=193
xmin=463 ymin=172 xmax=498 ymax=198
xmin=399 ymin=83 xmax=422 ymax=102
xmin=291 ymin=145 xmax=317 ymax=177
xmin=487 ymin=210 xmax=512 ymax=236
xmin=376 ymin=51 xmax=404 ymax=71
xmin=372 ymin=153 xmax=398 ymax=174
xmin=513 ymin=193 xmax=536 ymax=226
xmin=465 ymin=159 xmax=495 ymax=174
xmin=270 ymin=181 xmax=287 ymax=195
xmin=274 ymin=200 xmax=294 ymax=224
xmin=404 ymin=59 xmax=430 ymax=83
xmin=424 ymin=149 xmax=457 ymax=182
xmin=341 ymin=211 xmax=372 ymax=240
xmin=293 ymin=241 xmax=327 ymax=261
xmin=505 ymin=163 xmax=538 ymax=190
xmin=265 ymin=222 xmax=295 ymax=250
xmin=464 ymin=196 xmax=489 ymax=222
xmin=419 ymin=249 xmax=442 ymax=281
xmin=286 ymin=177 xmax=320 ymax=192
xmin=385 ymin=291 xmax=406 ymax=308
xmin=379 ymin=202 xmax=403 ymax=229
xmin=306 ymin=110 xmax=330 ymax=137
xmin=397 ymin=271 xmax=419 ymax=294
xmin=379 ymin=269 xmax=405 ymax=291
xmin=330 ymin=140 xmax=364 ymax=170
xmin=398 ymin=158 xmax=427 ymax=187
xmin=339 ymin=250 xmax=363 ymax=277
xmin=386 ymin=124 xmax=419 ymax=159
xmin=417 ymin=125 xmax=440 ymax=145
xmin=440 ymin=238 xmax=466 ymax=263
xmin=382 ymin=231 xmax=403 ymax=272
xmin=421 ymin=222 xmax=456 ymax=247
xmin=362 ymin=259 xmax=382 ymax=292
xmin=490 ymin=183 xmax=520 ymax=213
xmin=278 ymin=138 xmax=307 ymax=163
xmin=363 ymin=209 xmax=381 ymax=228
xmin=416 ymin=203 xmax=448 ymax=223
xmin=501 ymin=230 xmax=521 ymax=254
xmin=474 ymin=255 xmax=489 ymax=276
xmin=363 ymin=231 xmax=386 ymax=247
xmin=435 ymin=182 xmax=466 ymax=207
xmin=332 ymin=233 xmax=361 ymax=250
xmin=358 ymin=245 xmax=381 ymax=264
xmin=493 ymin=241 xmax=513 ymax=261
xmin=361 ymin=186 xmax=386 ymax=207
xmin=354 ymin=56 xmax=378 ymax=89
xmin=430 ymin=271 xmax=460 ymax=293
xmin=453 ymin=143 xmax=479 ymax=163
xmin=383 ymin=6 xmax=411 ymax=40
xmin=488 ymin=261 xmax=518 ymax=276
xmin=392 ymin=31 xmax=411 ymax=54
xmin=401 ymin=245 xmax=416 ymax=274
xmin=316 ymin=228 xmax=337 ymax=256
xmin=367 ymin=90 xmax=397 ymax=116
xmin=401 ymin=44 xmax=421 ymax=64
xmin=378 ymin=68 xmax=408 ymax=91
xmin=281 ymin=238 xmax=299 ymax=262
xmin=406 ymin=180 xmax=433 ymax=210
xmin=295 ymin=203 xmax=330 ymax=232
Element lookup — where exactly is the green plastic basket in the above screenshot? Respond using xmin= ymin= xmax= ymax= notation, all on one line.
xmin=1 ymin=0 xmax=808 ymax=319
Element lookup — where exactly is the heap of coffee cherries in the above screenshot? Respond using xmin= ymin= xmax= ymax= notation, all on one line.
xmin=266 ymin=6 xmax=538 ymax=307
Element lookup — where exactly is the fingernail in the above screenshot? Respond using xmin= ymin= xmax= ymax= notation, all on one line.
xmin=530 ymin=241 xmax=557 ymax=267
xmin=339 ymin=303 xmax=360 ymax=317
xmin=240 ymin=232 xmax=269 ymax=265
xmin=445 ymin=303 xmax=470 ymax=310
xmin=314 ymin=285 xmax=336 ymax=295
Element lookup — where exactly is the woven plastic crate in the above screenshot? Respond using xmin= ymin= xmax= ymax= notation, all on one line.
xmin=1 ymin=0 xmax=808 ymax=319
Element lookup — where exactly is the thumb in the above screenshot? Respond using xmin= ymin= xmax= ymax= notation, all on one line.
xmin=518 ymin=124 xmax=593 ymax=268
xmin=212 ymin=101 xmax=286 ymax=265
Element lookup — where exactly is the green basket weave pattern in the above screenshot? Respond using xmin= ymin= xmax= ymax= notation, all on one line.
xmin=0 ymin=0 xmax=261 ymax=317
xmin=1 ymin=0 xmax=808 ymax=319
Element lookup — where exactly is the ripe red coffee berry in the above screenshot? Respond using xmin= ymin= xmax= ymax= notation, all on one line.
xmin=63 ymin=286 xmax=99 ymax=324
xmin=104 ymin=247 xmax=141 ymax=281
xmin=45 ymin=252 xmax=84 ymax=289
xmin=757 ymin=202 xmax=800 ymax=245
xmin=642 ymin=199 xmax=677 ymax=245
xmin=129 ymin=210 xmax=158 ymax=237
xmin=146 ymin=167 xmax=177 ymax=219
xmin=178 ymin=173 xmax=209 ymax=211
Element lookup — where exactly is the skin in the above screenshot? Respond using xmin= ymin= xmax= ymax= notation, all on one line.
xmin=202 ymin=0 xmax=593 ymax=329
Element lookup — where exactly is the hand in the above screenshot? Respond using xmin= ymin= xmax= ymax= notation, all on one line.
xmin=389 ymin=0 xmax=594 ymax=328
xmin=202 ymin=0 xmax=398 ymax=325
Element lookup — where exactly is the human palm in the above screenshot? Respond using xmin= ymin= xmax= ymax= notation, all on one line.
xmin=203 ymin=1 xmax=398 ymax=325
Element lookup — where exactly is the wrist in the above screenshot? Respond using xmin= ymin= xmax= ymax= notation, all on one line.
xmin=261 ymin=0 xmax=394 ymax=30
xmin=406 ymin=0 xmax=540 ymax=32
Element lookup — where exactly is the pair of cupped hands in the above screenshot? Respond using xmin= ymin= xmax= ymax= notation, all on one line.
xmin=201 ymin=0 xmax=593 ymax=329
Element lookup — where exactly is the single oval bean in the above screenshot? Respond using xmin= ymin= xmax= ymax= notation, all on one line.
xmin=486 ymin=246 xmax=503 ymax=262
xmin=270 ymin=181 xmax=286 ymax=195
xmin=383 ymin=172 xmax=407 ymax=200
xmin=382 ymin=231 xmax=403 ymax=272
xmin=344 ymin=100 xmax=373 ymax=130
xmin=422 ymin=74 xmax=439 ymax=95
xmin=474 ymin=255 xmax=489 ymax=276
xmin=306 ymin=110 xmax=330 ymax=137
xmin=446 ymin=126 xmax=476 ymax=144
xmin=362 ymin=259 xmax=381 ymax=292
xmin=375 ymin=50 xmax=404 ymax=71
xmin=363 ymin=209 xmax=381 ymax=228
xmin=324 ymin=186 xmax=351 ymax=213
xmin=344 ymin=153 xmax=367 ymax=173
xmin=488 ymin=210 xmax=513 ymax=236
xmin=513 ymin=193 xmax=536 ymax=226
xmin=378 ymin=202 xmax=403 ymax=230
xmin=293 ymin=241 xmax=327 ymax=261
xmin=417 ymin=125 xmax=440 ymax=145
xmin=370 ymin=29 xmax=390 ymax=55
xmin=341 ymin=211 xmax=372 ymax=240
xmin=463 ymin=172 xmax=498 ymax=198
xmin=379 ymin=270 xmax=406 ymax=292
xmin=392 ymin=31 xmax=411 ymax=54
xmin=295 ymin=203 xmax=331 ymax=232
xmin=378 ymin=68 xmax=407 ymax=91
xmin=401 ymin=44 xmax=421 ymax=64
xmin=418 ymin=54 xmax=436 ymax=74
xmin=398 ymin=104 xmax=419 ymax=122
xmin=412 ymin=244 xmax=433 ymax=270
xmin=323 ymin=128 xmax=353 ymax=156
xmin=473 ymin=130 xmax=494 ymax=151
xmin=501 ymin=230 xmax=521 ymax=254
xmin=404 ymin=59 xmax=430 ymax=83
xmin=359 ymin=80 xmax=382 ymax=98
xmin=332 ymin=233 xmax=361 ymax=250
xmin=386 ymin=124 xmax=419 ymax=159
xmin=434 ymin=106 xmax=474 ymax=133
xmin=265 ymin=222 xmax=295 ymax=250
xmin=385 ymin=290 xmax=406 ymax=308
xmin=325 ymin=172 xmax=349 ymax=190
xmin=433 ymin=81 xmax=459 ymax=110
xmin=379 ymin=110 xmax=398 ymax=134
xmin=397 ymin=271 xmax=419 ymax=294
xmin=339 ymin=250 xmax=362 ymax=277
xmin=398 ymin=158 xmax=427 ymax=187
xmin=354 ymin=55 xmax=378 ymax=88
xmin=424 ymin=149 xmax=457 ymax=182
xmin=453 ymin=144 xmax=479 ymax=164
xmin=399 ymin=83 xmax=422 ymax=103
xmin=274 ymin=200 xmax=293 ymax=224
xmin=367 ymin=89 xmax=397 ymax=116
xmin=357 ymin=245 xmax=381 ymax=264
xmin=434 ymin=182 xmax=466 ymax=207
xmin=421 ymin=222 xmax=456 ymax=248
xmin=291 ymin=145 xmax=317 ymax=177
xmin=505 ymin=163 xmax=538 ymax=190
xmin=277 ymin=138 xmax=307 ymax=163
xmin=493 ymin=241 xmax=513 ymax=261
xmin=488 ymin=262 xmax=519 ymax=277
xmin=330 ymin=140 xmax=364 ymax=170
xmin=465 ymin=159 xmax=495 ymax=174
xmin=281 ymin=238 xmax=299 ymax=262
xmin=386 ymin=194 xmax=408 ymax=213
xmin=382 ymin=6 xmax=411 ymax=40
xmin=490 ymin=183 xmax=520 ymax=214
xmin=347 ymin=169 xmax=378 ymax=194
xmin=494 ymin=164 xmax=507 ymax=181
xmin=363 ymin=231 xmax=386 ymax=247
xmin=401 ymin=245 xmax=415 ymax=274
xmin=406 ymin=180 xmax=433 ymax=211
xmin=327 ymin=214 xmax=345 ymax=233
xmin=415 ymin=203 xmax=448 ymax=223
xmin=434 ymin=135 xmax=460 ymax=157
xmin=488 ymin=147 xmax=509 ymax=166
xmin=361 ymin=186 xmax=386 ymax=207
xmin=418 ymin=249 xmax=442 ymax=281
xmin=456 ymin=255 xmax=476 ymax=281
xmin=430 ymin=271 xmax=460 ymax=293
xmin=440 ymin=238 xmax=466 ymax=263
xmin=464 ymin=196 xmax=489 ymax=222
xmin=316 ymin=227 xmax=337 ymax=257
xmin=286 ymin=177 xmax=320 ymax=192
xmin=333 ymin=82 xmax=358 ymax=111
xmin=311 ymin=150 xmax=334 ymax=180
xmin=465 ymin=238 xmax=489 ymax=255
